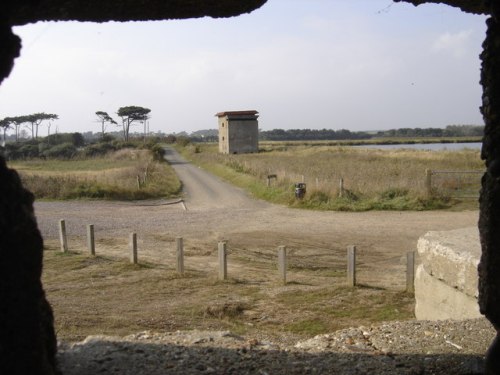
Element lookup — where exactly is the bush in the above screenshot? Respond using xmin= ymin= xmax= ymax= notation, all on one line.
xmin=46 ymin=132 xmax=85 ymax=147
xmin=19 ymin=143 xmax=40 ymax=158
xmin=176 ymin=137 xmax=191 ymax=147
xmin=112 ymin=140 xmax=140 ymax=149
xmin=80 ymin=142 xmax=116 ymax=157
xmin=41 ymin=143 xmax=77 ymax=159
xmin=147 ymin=143 xmax=166 ymax=161
xmin=2 ymin=143 xmax=23 ymax=159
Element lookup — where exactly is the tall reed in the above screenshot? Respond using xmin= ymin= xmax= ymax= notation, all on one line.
xmin=9 ymin=149 xmax=181 ymax=200
xmin=183 ymin=144 xmax=483 ymax=211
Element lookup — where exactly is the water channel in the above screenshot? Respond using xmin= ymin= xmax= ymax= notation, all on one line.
xmin=353 ymin=142 xmax=481 ymax=151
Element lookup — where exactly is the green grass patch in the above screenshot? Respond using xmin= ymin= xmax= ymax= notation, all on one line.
xmin=284 ymin=319 xmax=329 ymax=335
xmin=275 ymin=287 xmax=413 ymax=326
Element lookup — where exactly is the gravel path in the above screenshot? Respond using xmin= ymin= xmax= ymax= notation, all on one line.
xmin=58 ymin=319 xmax=494 ymax=374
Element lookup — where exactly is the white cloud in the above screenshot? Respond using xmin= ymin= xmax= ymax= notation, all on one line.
xmin=432 ymin=30 xmax=474 ymax=58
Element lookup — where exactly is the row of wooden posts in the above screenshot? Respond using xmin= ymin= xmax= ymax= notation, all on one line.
xmin=268 ymin=169 xmax=482 ymax=199
xmin=58 ymin=219 xmax=416 ymax=292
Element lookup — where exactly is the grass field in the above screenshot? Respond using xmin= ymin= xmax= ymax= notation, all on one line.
xmin=8 ymin=148 xmax=181 ymax=200
xmin=42 ymin=242 xmax=414 ymax=342
xmin=180 ymin=142 xmax=483 ymax=211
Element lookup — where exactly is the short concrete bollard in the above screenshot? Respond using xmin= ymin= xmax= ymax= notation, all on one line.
xmin=218 ymin=241 xmax=227 ymax=280
xmin=278 ymin=245 xmax=287 ymax=285
xmin=176 ymin=237 xmax=184 ymax=275
xmin=130 ymin=233 xmax=138 ymax=264
xmin=406 ymin=251 xmax=415 ymax=293
xmin=87 ymin=224 xmax=95 ymax=256
xmin=59 ymin=219 xmax=68 ymax=253
xmin=347 ymin=245 xmax=357 ymax=287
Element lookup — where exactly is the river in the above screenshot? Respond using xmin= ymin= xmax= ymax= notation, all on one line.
xmin=353 ymin=142 xmax=482 ymax=151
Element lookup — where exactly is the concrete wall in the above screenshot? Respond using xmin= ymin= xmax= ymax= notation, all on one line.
xmin=218 ymin=115 xmax=258 ymax=154
xmin=218 ymin=117 xmax=229 ymax=153
xmin=415 ymin=227 xmax=482 ymax=320
xmin=227 ymin=120 xmax=258 ymax=154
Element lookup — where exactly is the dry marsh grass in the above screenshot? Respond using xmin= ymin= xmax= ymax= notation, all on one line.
xmin=42 ymin=246 xmax=414 ymax=342
xmin=182 ymin=144 xmax=483 ymax=210
xmin=8 ymin=149 xmax=181 ymax=200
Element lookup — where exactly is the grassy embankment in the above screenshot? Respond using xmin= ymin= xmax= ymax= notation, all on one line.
xmin=8 ymin=148 xmax=181 ymax=200
xmin=179 ymin=142 xmax=483 ymax=211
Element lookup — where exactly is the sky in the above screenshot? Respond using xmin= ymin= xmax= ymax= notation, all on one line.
xmin=0 ymin=0 xmax=488 ymax=136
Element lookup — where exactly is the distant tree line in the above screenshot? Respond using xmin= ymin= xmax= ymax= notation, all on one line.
xmin=259 ymin=128 xmax=371 ymax=141
xmin=0 ymin=112 xmax=59 ymax=144
xmin=256 ymin=125 xmax=483 ymax=141
xmin=374 ymin=125 xmax=484 ymax=138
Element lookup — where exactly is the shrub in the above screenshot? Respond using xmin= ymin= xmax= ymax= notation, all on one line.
xmin=380 ymin=188 xmax=409 ymax=200
xmin=41 ymin=143 xmax=77 ymax=159
xmin=148 ymin=144 xmax=166 ymax=161
xmin=19 ymin=143 xmax=40 ymax=158
xmin=176 ymin=137 xmax=191 ymax=147
xmin=80 ymin=142 xmax=116 ymax=157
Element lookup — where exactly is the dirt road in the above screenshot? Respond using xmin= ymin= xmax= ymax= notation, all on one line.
xmin=162 ymin=146 xmax=264 ymax=210
xmin=35 ymin=147 xmax=479 ymax=289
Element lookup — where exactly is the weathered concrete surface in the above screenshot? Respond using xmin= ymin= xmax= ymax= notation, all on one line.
xmin=415 ymin=227 xmax=482 ymax=320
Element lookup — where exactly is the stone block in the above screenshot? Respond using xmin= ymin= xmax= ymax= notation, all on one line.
xmin=417 ymin=227 xmax=480 ymax=298
xmin=415 ymin=264 xmax=482 ymax=320
xmin=415 ymin=227 xmax=482 ymax=320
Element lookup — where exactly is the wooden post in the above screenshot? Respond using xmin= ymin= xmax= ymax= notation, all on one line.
xmin=218 ymin=241 xmax=227 ymax=280
xmin=267 ymin=174 xmax=277 ymax=187
xmin=130 ymin=233 xmax=138 ymax=264
xmin=278 ymin=245 xmax=287 ymax=285
xmin=425 ymin=169 xmax=432 ymax=197
xmin=301 ymin=175 xmax=305 ymax=183
xmin=316 ymin=177 xmax=319 ymax=188
xmin=176 ymin=237 xmax=184 ymax=275
xmin=87 ymin=224 xmax=95 ymax=256
xmin=59 ymin=219 xmax=68 ymax=253
xmin=407 ymin=251 xmax=415 ymax=293
xmin=339 ymin=178 xmax=345 ymax=198
xmin=347 ymin=245 xmax=357 ymax=287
